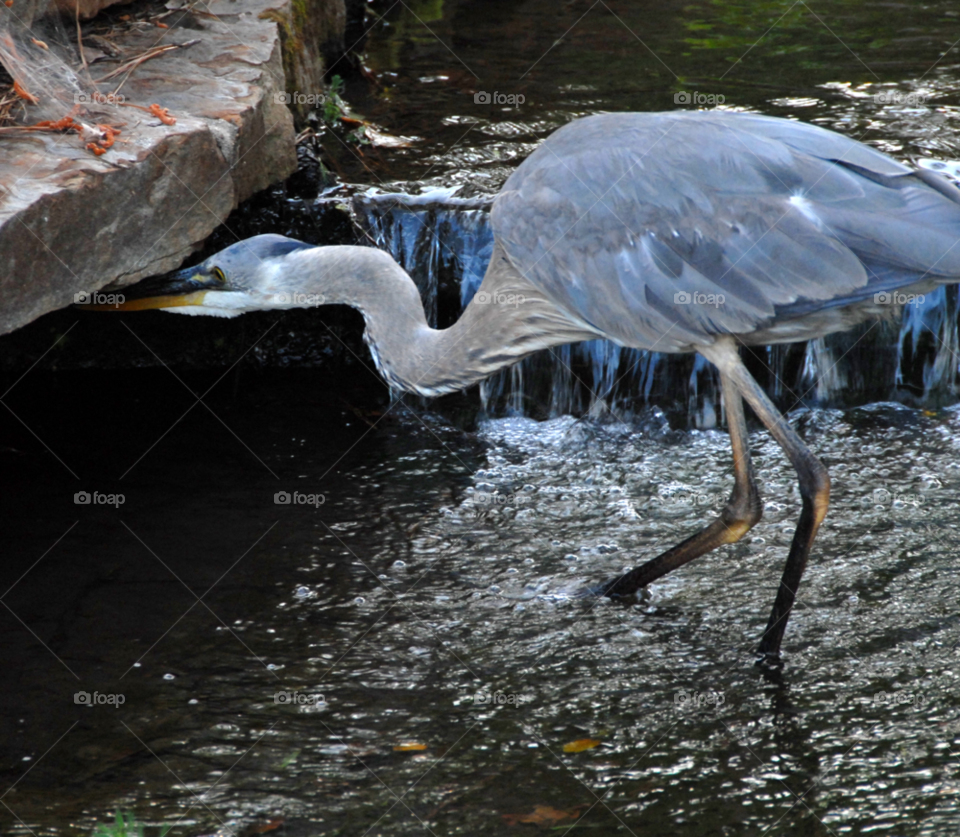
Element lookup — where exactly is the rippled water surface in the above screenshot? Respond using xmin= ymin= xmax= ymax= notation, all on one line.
xmin=3 ymin=378 xmax=959 ymax=835
xmin=4 ymin=0 xmax=960 ymax=835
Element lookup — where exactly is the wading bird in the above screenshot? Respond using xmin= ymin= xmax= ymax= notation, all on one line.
xmin=107 ymin=111 xmax=960 ymax=668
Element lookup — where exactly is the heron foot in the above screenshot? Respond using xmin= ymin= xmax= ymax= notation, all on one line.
xmin=576 ymin=575 xmax=644 ymax=602
xmin=575 ymin=582 xmax=613 ymax=600
xmin=754 ymin=651 xmax=784 ymax=673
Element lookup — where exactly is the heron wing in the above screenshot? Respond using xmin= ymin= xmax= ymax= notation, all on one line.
xmin=492 ymin=111 xmax=960 ymax=351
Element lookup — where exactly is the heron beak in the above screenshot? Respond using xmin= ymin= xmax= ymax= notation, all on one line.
xmin=79 ymin=266 xmax=217 ymax=311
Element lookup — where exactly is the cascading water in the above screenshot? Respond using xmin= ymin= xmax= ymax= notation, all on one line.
xmin=353 ymin=188 xmax=960 ymax=425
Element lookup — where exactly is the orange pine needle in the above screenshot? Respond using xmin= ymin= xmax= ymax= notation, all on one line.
xmin=13 ymin=80 xmax=39 ymax=104
xmin=148 ymin=104 xmax=176 ymax=125
xmin=97 ymin=125 xmax=119 ymax=149
xmin=35 ymin=117 xmax=76 ymax=131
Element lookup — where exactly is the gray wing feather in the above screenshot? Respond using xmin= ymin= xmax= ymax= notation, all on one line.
xmin=492 ymin=111 xmax=960 ymax=351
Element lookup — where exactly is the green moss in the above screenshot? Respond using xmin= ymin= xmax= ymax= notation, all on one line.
xmin=259 ymin=7 xmax=305 ymax=100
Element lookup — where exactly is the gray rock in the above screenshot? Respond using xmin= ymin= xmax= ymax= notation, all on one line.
xmin=0 ymin=0 xmax=345 ymax=335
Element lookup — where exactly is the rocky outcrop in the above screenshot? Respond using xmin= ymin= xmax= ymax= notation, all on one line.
xmin=0 ymin=0 xmax=347 ymax=335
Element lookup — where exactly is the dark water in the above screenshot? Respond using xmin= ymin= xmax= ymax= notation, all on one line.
xmin=3 ymin=1 xmax=960 ymax=835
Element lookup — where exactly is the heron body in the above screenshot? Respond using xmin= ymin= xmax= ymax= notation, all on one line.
xmin=110 ymin=111 xmax=960 ymax=667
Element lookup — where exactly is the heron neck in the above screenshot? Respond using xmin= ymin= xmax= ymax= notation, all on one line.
xmin=294 ymin=245 xmax=597 ymax=397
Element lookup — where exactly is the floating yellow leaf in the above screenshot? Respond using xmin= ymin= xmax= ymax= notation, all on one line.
xmin=563 ymin=738 xmax=601 ymax=753
xmin=393 ymin=742 xmax=428 ymax=752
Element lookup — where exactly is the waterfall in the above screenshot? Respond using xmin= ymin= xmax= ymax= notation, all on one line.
xmin=353 ymin=189 xmax=960 ymax=422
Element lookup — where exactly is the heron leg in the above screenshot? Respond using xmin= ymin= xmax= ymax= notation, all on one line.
xmin=601 ymin=369 xmax=762 ymax=597
xmin=703 ymin=339 xmax=830 ymax=669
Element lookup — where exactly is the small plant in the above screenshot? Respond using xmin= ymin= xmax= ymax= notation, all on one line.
xmin=320 ymin=74 xmax=346 ymax=126
xmin=345 ymin=126 xmax=372 ymax=146
xmin=92 ymin=811 xmax=172 ymax=837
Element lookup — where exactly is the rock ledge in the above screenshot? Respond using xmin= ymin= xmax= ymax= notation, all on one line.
xmin=0 ymin=0 xmax=331 ymax=335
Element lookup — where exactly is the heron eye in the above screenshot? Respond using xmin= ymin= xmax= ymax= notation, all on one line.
xmin=212 ymin=267 xmax=227 ymax=283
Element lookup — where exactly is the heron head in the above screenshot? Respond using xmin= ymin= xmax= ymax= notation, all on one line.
xmin=99 ymin=234 xmax=317 ymax=316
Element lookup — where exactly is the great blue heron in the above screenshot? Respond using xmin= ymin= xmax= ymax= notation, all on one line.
xmin=106 ymin=111 xmax=960 ymax=668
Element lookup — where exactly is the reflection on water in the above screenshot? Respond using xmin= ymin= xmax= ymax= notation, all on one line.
xmin=3 ymin=0 xmax=960 ymax=834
